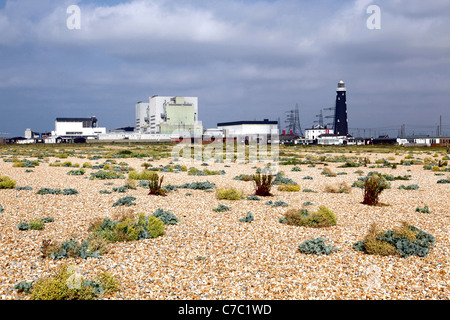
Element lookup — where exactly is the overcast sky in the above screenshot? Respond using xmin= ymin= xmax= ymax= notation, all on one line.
xmin=1 ymin=0 xmax=450 ymax=137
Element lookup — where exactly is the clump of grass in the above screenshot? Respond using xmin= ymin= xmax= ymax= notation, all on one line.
xmin=281 ymin=206 xmax=337 ymax=228
xmin=321 ymin=167 xmax=337 ymax=177
xmin=253 ymin=173 xmax=273 ymax=196
xmin=324 ymin=182 xmax=351 ymax=194
xmin=278 ymin=183 xmax=301 ymax=192
xmin=361 ymin=174 xmax=389 ymax=206
xmin=216 ymin=187 xmax=244 ymax=200
xmin=0 ymin=175 xmax=16 ymax=189
xmin=128 ymin=170 xmax=158 ymax=180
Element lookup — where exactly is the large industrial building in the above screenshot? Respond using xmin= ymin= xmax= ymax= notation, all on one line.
xmin=135 ymin=96 xmax=201 ymax=137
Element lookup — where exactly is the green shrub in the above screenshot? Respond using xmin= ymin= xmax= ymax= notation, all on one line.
xmin=437 ymin=179 xmax=450 ymax=184
xmin=415 ymin=206 xmax=431 ymax=213
xmin=0 ymin=204 xmax=3 ymax=213
xmin=233 ymin=174 xmax=254 ymax=181
xmin=89 ymin=170 xmax=124 ymax=180
xmin=362 ymin=174 xmax=389 ymax=205
xmin=213 ymin=204 xmax=231 ymax=212
xmin=63 ymin=188 xmax=79 ymax=195
xmin=282 ymin=206 xmax=336 ymax=228
xmin=272 ymin=172 xmax=296 ymax=185
xmin=29 ymin=219 xmax=45 ymax=230
xmin=246 ymin=195 xmax=260 ymax=201
xmin=67 ymin=169 xmax=85 ymax=176
xmin=188 ymin=167 xmax=224 ymax=176
xmin=112 ymin=196 xmax=137 ymax=207
xmin=265 ymin=200 xmax=289 ymax=207
xmin=43 ymin=238 xmax=102 ymax=260
xmin=15 ymin=186 xmax=33 ymax=191
xmin=176 ymin=181 xmax=216 ymax=190
xmin=239 ymin=212 xmax=254 ymax=223
xmin=143 ymin=216 xmax=165 ymax=238
xmin=0 ymin=175 xmax=16 ymax=189
xmin=216 ymin=188 xmax=244 ymax=200
xmin=92 ymin=213 xmax=165 ymax=243
xmin=353 ymin=222 xmax=435 ymax=258
xmin=29 ymin=264 xmax=118 ymax=300
xmin=398 ymin=184 xmax=419 ymax=190
xmin=112 ymin=186 xmax=128 ymax=193
xmin=298 ymin=238 xmax=339 ymax=255
xmin=152 ymin=208 xmax=179 ymax=225
xmin=14 ymin=281 xmax=33 ymax=294
xmin=291 ymin=166 xmax=302 ymax=172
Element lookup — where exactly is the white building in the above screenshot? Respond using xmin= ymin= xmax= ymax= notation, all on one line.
xmin=304 ymin=125 xmax=334 ymax=140
xmin=51 ymin=117 xmax=106 ymax=138
xmin=317 ymin=134 xmax=355 ymax=145
xmin=217 ymin=119 xmax=279 ymax=143
xmin=135 ymin=96 xmax=201 ymax=136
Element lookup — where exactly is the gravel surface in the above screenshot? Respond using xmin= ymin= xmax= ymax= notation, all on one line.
xmin=0 ymin=149 xmax=449 ymax=300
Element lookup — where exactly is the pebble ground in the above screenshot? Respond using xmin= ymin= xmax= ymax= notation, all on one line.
xmin=0 ymin=146 xmax=449 ymax=300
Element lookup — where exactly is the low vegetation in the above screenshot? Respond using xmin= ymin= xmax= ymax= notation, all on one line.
xmin=252 ymin=173 xmax=273 ymax=196
xmin=298 ymin=238 xmax=339 ymax=255
xmin=353 ymin=222 xmax=435 ymax=258
xmin=0 ymin=175 xmax=16 ymax=189
xmin=361 ymin=174 xmax=389 ymax=206
xmin=216 ymin=187 xmax=244 ymax=200
xmin=15 ymin=264 xmax=119 ymax=300
xmin=280 ymin=206 xmax=337 ymax=228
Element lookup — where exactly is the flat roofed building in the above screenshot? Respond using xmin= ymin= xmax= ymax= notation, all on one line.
xmin=52 ymin=116 xmax=106 ymax=138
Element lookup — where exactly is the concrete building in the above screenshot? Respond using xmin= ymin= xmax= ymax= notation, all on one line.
xmin=135 ymin=96 xmax=201 ymax=137
xmin=51 ymin=116 xmax=106 ymax=139
xmin=217 ymin=119 xmax=279 ymax=143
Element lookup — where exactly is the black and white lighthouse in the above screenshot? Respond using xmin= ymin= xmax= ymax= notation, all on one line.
xmin=333 ymin=80 xmax=348 ymax=136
